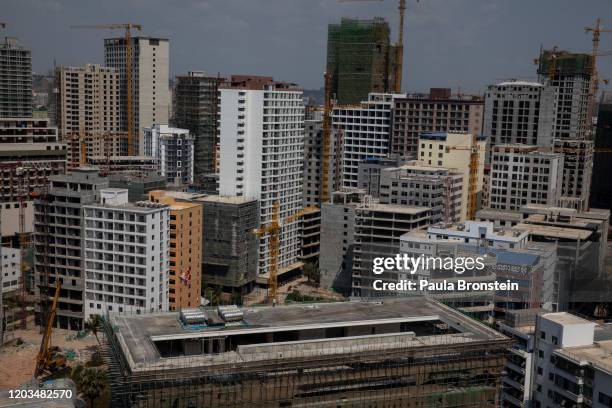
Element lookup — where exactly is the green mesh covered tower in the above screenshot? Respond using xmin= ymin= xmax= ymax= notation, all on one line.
xmin=327 ymin=18 xmax=397 ymax=105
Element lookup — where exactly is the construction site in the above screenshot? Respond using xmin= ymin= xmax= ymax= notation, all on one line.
xmin=102 ymin=297 xmax=511 ymax=408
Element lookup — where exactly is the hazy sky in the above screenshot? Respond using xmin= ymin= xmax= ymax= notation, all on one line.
xmin=4 ymin=0 xmax=612 ymax=93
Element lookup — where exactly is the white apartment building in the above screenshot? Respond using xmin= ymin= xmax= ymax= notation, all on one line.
xmin=332 ymin=92 xmax=405 ymax=188
xmin=1 ymin=246 xmax=20 ymax=294
xmin=418 ymin=132 xmax=486 ymax=221
xmin=483 ymin=81 xmax=557 ymax=151
xmin=83 ymin=188 xmax=170 ymax=319
xmin=104 ymin=37 xmax=170 ymax=149
xmin=143 ymin=124 xmax=194 ymax=185
xmin=379 ymin=161 xmax=463 ymax=223
xmin=218 ymin=76 xmax=304 ymax=276
xmin=489 ymin=144 xmax=564 ymax=211
xmin=531 ymin=312 xmax=612 ymax=408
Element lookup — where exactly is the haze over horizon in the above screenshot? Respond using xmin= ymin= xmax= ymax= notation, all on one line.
xmin=4 ymin=0 xmax=612 ymax=94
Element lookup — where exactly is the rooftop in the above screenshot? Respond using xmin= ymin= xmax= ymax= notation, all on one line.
xmin=194 ymin=195 xmax=257 ymax=205
xmin=109 ymin=297 xmax=509 ymax=372
xmin=495 ymin=80 xmax=544 ymax=87
xmin=542 ymin=312 xmax=595 ymax=327
xmin=555 ymin=340 xmax=612 ymax=375
xmin=513 ymin=223 xmax=592 ymax=240
xmin=358 ymin=202 xmax=431 ymax=215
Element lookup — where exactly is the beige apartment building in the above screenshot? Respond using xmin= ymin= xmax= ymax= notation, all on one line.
xmin=418 ymin=131 xmax=486 ymax=221
xmin=54 ymin=64 xmax=125 ymax=167
xmin=150 ymin=192 xmax=202 ymax=310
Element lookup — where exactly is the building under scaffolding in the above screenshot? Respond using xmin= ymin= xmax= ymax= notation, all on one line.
xmin=103 ymin=297 xmax=511 ymax=407
xmin=326 ymin=18 xmax=397 ymax=105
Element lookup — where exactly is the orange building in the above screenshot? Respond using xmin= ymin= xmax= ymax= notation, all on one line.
xmin=149 ymin=191 xmax=202 ymax=310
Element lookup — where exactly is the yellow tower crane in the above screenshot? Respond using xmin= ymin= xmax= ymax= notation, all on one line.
xmin=70 ymin=23 xmax=142 ymax=156
xmin=445 ymin=135 xmax=480 ymax=220
xmin=321 ymin=72 xmax=333 ymax=204
xmin=254 ymin=203 xmax=318 ymax=304
xmin=585 ymin=19 xmax=612 ymax=139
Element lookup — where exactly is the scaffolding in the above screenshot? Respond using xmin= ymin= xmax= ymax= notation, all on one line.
xmin=327 ymin=18 xmax=397 ymax=105
xmin=101 ymin=300 xmax=512 ymax=408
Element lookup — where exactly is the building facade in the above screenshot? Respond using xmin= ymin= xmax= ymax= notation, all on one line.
xmin=0 ymin=246 xmax=20 ymax=294
xmin=326 ymin=18 xmax=397 ymax=105
xmin=418 ymin=131 xmax=486 ymax=221
xmin=173 ymin=71 xmax=225 ymax=181
xmin=83 ymin=188 xmax=170 ymax=319
xmin=392 ymin=88 xmax=484 ymax=156
xmin=0 ymin=118 xmax=67 ymax=239
xmin=54 ymin=64 xmax=121 ymax=136
xmin=489 ymin=144 xmax=564 ymax=211
xmin=379 ymin=161 xmax=464 ymax=223
xmin=351 ymin=200 xmax=433 ymax=298
xmin=150 ymin=193 xmax=201 ymax=311
xmin=591 ymin=101 xmax=612 ymax=210
xmin=33 ymin=167 xmax=109 ymax=330
xmin=104 ymin=37 xmax=170 ymax=151
xmin=319 ymin=189 xmax=363 ymax=296
xmin=332 ymin=93 xmax=404 ymax=188
xmin=538 ymin=50 xmax=594 ymax=211
xmin=302 ymin=118 xmax=340 ymax=207
xmin=197 ymin=195 xmax=259 ymax=295
xmin=218 ymin=75 xmax=304 ymax=276
xmin=483 ymin=81 xmax=556 ymax=151
xmin=143 ymin=124 xmax=194 ymax=185
xmin=0 ymin=37 xmax=32 ymax=118
xmin=54 ymin=64 xmax=124 ymax=168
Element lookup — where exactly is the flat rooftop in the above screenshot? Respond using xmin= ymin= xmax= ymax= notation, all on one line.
xmin=542 ymin=312 xmax=595 ymax=326
xmin=194 ymin=195 xmax=257 ymax=205
xmin=514 ymin=223 xmax=592 ymax=240
xmin=358 ymin=203 xmax=431 ymax=215
xmin=109 ymin=297 xmax=509 ymax=372
xmin=555 ymin=340 xmax=612 ymax=375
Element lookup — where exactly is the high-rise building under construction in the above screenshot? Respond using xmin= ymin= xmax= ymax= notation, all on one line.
xmin=173 ymin=72 xmax=225 ymax=182
xmin=326 ymin=18 xmax=397 ymax=105
xmin=537 ymin=49 xmax=594 ymax=211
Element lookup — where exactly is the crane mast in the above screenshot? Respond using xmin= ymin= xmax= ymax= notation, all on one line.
xmin=70 ymin=23 xmax=142 ymax=156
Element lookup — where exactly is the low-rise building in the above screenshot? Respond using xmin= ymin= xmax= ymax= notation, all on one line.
xmin=104 ymin=297 xmax=512 ymax=407
xmin=379 ymin=161 xmax=464 ymax=223
xmin=476 ymin=204 xmax=610 ymax=311
xmin=357 ymin=155 xmax=409 ymax=198
xmin=400 ymin=221 xmax=557 ymax=314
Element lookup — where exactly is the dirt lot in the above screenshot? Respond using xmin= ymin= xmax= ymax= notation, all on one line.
xmin=0 ymin=319 xmax=99 ymax=389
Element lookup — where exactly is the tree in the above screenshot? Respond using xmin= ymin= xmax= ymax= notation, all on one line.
xmin=84 ymin=314 xmax=103 ymax=345
xmin=303 ymin=261 xmax=320 ymax=285
xmin=80 ymin=367 xmax=108 ymax=407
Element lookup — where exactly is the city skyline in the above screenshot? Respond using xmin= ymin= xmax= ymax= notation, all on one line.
xmin=3 ymin=0 xmax=612 ymax=92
